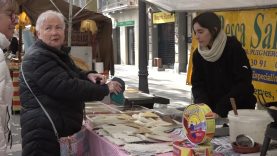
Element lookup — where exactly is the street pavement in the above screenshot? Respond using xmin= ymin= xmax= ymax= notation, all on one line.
xmin=113 ymin=65 xmax=192 ymax=108
xmin=7 ymin=64 xmax=192 ymax=155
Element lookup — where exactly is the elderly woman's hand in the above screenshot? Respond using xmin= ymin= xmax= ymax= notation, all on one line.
xmin=87 ymin=73 xmax=107 ymax=85
xmin=107 ymin=81 xmax=122 ymax=94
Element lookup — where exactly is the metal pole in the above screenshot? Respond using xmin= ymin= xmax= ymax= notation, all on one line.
xmin=72 ymin=0 xmax=93 ymax=19
xmin=49 ymin=0 xmax=63 ymax=14
xmin=68 ymin=0 xmax=73 ymax=47
xmin=97 ymin=0 xmax=101 ymax=12
xmin=138 ymin=0 xmax=149 ymax=93
xmin=18 ymin=5 xmax=23 ymax=62
xmin=49 ymin=0 xmax=68 ymax=22
xmin=177 ymin=12 xmax=188 ymax=73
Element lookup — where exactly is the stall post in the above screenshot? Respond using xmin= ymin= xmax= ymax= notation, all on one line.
xmin=138 ymin=0 xmax=149 ymax=93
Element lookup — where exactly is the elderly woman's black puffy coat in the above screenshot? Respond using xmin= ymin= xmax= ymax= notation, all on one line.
xmin=20 ymin=40 xmax=109 ymax=156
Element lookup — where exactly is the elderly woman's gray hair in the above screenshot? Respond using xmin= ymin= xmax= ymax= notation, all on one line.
xmin=35 ymin=10 xmax=65 ymax=31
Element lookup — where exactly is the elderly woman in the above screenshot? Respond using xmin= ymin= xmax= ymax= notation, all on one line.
xmin=20 ymin=10 xmax=122 ymax=156
xmin=0 ymin=0 xmax=18 ymax=155
xmin=191 ymin=12 xmax=256 ymax=118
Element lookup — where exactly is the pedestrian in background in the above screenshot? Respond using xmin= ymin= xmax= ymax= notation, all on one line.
xmin=7 ymin=36 xmax=18 ymax=59
xmin=20 ymin=10 xmax=122 ymax=156
xmin=191 ymin=12 xmax=256 ymax=118
xmin=0 ymin=0 xmax=18 ymax=155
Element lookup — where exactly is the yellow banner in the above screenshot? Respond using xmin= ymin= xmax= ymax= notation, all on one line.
xmin=153 ymin=12 xmax=175 ymax=24
xmin=187 ymin=8 xmax=277 ymax=103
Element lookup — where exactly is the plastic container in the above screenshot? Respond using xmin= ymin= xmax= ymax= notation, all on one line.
xmin=264 ymin=102 xmax=277 ymax=123
xmin=228 ymin=109 xmax=273 ymax=144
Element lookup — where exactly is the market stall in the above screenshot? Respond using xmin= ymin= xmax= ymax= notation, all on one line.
xmin=83 ymin=99 xmax=277 ymax=156
xmin=17 ymin=0 xmax=114 ymax=74
xmin=8 ymin=11 xmax=32 ymax=111
xmin=11 ymin=0 xmax=115 ymax=111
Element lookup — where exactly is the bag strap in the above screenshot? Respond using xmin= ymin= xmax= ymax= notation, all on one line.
xmin=20 ymin=64 xmax=60 ymax=140
xmin=6 ymin=106 xmax=12 ymax=149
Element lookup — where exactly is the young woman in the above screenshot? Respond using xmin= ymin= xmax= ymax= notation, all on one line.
xmin=191 ymin=12 xmax=256 ymax=118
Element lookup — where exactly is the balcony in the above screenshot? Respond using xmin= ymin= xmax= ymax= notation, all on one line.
xmin=100 ymin=0 xmax=138 ymax=13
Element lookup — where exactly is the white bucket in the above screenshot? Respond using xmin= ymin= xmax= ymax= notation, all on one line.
xmin=228 ymin=109 xmax=273 ymax=144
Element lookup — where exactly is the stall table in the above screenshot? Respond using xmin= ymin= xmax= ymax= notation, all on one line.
xmin=85 ymin=123 xmax=277 ymax=156
xmin=84 ymin=101 xmax=277 ymax=156
xmin=86 ymin=124 xmax=172 ymax=156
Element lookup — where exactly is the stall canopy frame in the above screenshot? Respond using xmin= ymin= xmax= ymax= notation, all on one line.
xmin=143 ymin=0 xmax=277 ymax=12
xmin=16 ymin=0 xmax=114 ymax=74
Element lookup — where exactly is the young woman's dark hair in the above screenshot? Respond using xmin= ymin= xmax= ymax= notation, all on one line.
xmin=192 ymin=12 xmax=221 ymax=40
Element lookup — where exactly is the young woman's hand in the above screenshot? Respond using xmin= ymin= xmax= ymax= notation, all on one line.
xmin=213 ymin=112 xmax=220 ymax=119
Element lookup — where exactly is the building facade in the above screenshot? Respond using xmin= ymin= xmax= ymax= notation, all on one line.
xmin=98 ymin=0 xmax=192 ymax=73
xmin=98 ymin=0 xmax=139 ymax=66
xmin=64 ymin=0 xmax=97 ymax=11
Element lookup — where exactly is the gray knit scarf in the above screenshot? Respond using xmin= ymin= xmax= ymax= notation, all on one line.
xmin=198 ymin=30 xmax=227 ymax=62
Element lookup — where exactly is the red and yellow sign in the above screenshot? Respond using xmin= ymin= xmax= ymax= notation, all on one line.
xmin=183 ymin=104 xmax=215 ymax=144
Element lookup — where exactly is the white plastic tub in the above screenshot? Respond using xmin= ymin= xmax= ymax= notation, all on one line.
xmin=228 ymin=109 xmax=273 ymax=144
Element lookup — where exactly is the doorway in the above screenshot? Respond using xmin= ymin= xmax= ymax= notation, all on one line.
xmin=158 ymin=23 xmax=175 ymax=68
xmin=127 ymin=26 xmax=135 ymax=65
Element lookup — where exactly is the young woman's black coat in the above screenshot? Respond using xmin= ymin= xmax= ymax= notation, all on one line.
xmin=192 ymin=36 xmax=256 ymax=117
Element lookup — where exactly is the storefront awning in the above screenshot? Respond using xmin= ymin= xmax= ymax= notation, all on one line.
xmin=144 ymin=0 xmax=277 ymax=12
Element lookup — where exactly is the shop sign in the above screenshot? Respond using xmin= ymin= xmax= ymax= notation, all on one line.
xmin=153 ymin=12 xmax=175 ymax=24
xmin=116 ymin=20 xmax=135 ymax=27
xmin=187 ymin=8 xmax=277 ymax=103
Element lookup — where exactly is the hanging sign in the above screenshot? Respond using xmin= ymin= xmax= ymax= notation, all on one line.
xmin=153 ymin=12 xmax=175 ymax=24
